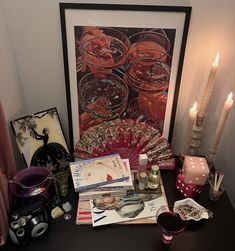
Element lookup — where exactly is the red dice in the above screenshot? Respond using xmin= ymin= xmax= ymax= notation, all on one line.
xmin=176 ymin=173 xmax=204 ymax=198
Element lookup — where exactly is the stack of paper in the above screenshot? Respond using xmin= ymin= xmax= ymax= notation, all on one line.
xmin=76 ymin=171 xmax=168 ymax=226
xmin=79 ymin=159 xmax=134 ymax=201
xmin=70 ymin=153 xmax=168 ymax=227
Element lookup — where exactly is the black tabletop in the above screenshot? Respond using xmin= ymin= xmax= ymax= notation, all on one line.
xmin=2 ymin=163 xmax=235 ymax=251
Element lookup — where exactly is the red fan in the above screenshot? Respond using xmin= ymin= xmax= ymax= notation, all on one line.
xmin=74 ymin=119 xmax=175 ymax=170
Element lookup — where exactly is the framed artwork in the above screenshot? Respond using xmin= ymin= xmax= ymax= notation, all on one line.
xmin=60 ymin=3 xmax=191 ymax=152
xmin=11 ymin=108 xmax=71 ymax=173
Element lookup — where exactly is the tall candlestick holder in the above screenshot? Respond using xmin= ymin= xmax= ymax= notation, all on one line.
xmin=206 ymin=148 xmax=217 ymax=169
xmin=188 ymin=115 xmax=204 ymax=156
xmin=182 ymin=102 xmax=197 ymax=155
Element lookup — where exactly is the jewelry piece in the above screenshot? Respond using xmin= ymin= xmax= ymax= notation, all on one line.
xmin=64 ymin=214 xmax=72 ymax=220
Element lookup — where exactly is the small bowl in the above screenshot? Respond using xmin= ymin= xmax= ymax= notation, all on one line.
xmin=79 ymin=72 xmax=129 ymax=119
xmin=9 ymin=166 xmax=52 ymax=199
xmin=173 ymin=198 xmax=210 ymax=221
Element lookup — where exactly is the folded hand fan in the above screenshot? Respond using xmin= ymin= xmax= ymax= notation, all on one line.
xmin=74 ymin=119 xmax=175 ymax=169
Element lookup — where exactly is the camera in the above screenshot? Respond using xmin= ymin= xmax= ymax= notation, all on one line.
xmin=9 ymin=200 xmax=49 ymax=245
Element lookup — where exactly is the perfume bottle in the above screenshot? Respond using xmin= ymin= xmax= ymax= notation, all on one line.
xmin=147 ymin=165 xmax=160 ymax=189
xmin=137 ymin=154 xmax=148 ymax=181
xmin=138 ymin=172 xmax=147 ymax=190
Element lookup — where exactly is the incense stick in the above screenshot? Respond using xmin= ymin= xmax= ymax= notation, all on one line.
xmin=215 ymin=172 xmax=224 ymax=191
xmin=211 ymin=171 xmax=224 ymax=192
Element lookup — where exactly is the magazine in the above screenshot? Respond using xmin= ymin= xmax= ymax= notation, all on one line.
xmin=76 ymin=199 xmax=92 ymax=225
xmin=76 ymin=171 xmax=168 ymax=226
xmin=79 ymin=159 xmax=134 ymax=201
xmin=79 ymin=188 xmax=135 ymax=202
xmin=76 ymin=198 xmax=156 ymax=225
xmin=70 ymin=154 xmax=130 ymax=192
xmin=93 ymin=159 xmax=134 ymax=190
xmin=90 ymin=193 xmax=167 ymax=227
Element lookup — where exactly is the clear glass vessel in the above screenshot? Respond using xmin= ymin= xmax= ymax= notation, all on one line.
xmin=147 ymin=165 xmax=160 ymax=189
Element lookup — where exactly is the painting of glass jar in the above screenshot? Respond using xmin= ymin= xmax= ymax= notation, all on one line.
xmin=74 ymin=26 xmax=175 ymax=135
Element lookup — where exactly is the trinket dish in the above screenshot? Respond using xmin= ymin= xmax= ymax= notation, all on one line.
xmin=173 ymin=198 xmax=210 ymax=221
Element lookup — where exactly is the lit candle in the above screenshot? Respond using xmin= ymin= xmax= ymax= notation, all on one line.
xmin=189 ymin=102 xmax=197 ymax=122
xmin=185 ymin=102 xmax=197 ymax=153
xmin=212 ymin=93 xmax=233 ymax=151
xmin=198 ymin=52 xmax=219 ymax=118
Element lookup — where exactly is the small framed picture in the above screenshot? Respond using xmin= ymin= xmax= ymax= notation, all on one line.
xmin=11 ymin=107 xmax=71 ymax=173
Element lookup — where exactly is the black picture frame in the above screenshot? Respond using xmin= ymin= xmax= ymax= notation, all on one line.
xmin=60 ymin=3 xmax=191 ymax=153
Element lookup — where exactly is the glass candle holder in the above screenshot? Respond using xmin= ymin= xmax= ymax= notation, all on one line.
xmin=54 ymin=170 xmax=70 ymax=197
xmin=209 ymin=186 xmax=225 ymax=201
xmin=9 ymin=166 xmax=52 ymax=204
xmin=156 ymin=206 xmax=187 ymax=244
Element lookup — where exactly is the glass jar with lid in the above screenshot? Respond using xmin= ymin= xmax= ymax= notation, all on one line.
xmin=147 ymin=165 xmax=160 ymax=189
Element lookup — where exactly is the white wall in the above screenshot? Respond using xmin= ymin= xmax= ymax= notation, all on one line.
xmin=0 ymin=0 xmax=234 ymax=207
xmin=172 ymin=0 xmax=235 ymax=207
xmin=0 ymin=3 xmax=26 ymax=168
xmin=0 ymin=3 xmax=25 ymax=119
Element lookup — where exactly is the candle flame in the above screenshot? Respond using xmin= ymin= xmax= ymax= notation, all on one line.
xmin=214 ymin=52 xmax=219 ymax=64
xmin=227 ymin=92 xmax=233 ymax=100
xmin=192 ymin=102 xmax=197 ymax=111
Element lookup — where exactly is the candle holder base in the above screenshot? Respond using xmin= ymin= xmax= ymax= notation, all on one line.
xmin=188 ymin=146 xmax=199 ymax=156
xmin=188 ymin=121 xmax=204 ymax=156
xmin=179 ymin=153 xmax=186 ymax=163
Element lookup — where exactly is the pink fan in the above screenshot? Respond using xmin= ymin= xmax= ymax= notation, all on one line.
xmin=74 ymin=119 xmax=175 ymax=170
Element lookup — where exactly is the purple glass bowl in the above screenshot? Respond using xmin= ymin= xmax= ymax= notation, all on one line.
xmin=9 ymin=166 xmax=52 ymax=202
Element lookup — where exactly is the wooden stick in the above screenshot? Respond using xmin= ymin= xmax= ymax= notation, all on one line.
xmin=213 ymin=171 xmax=218 ymax=190
xmin=215 ymin=172 xmax=224 ymax=191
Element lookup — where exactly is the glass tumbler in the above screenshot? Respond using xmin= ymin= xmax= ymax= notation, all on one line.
xmin=209 ymin=186 xmax=225 ymax=201
xmin=54 ymin=170 xmax=70 ymax=197
xmin=156 ymin=206 xmax=187 ymax=244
